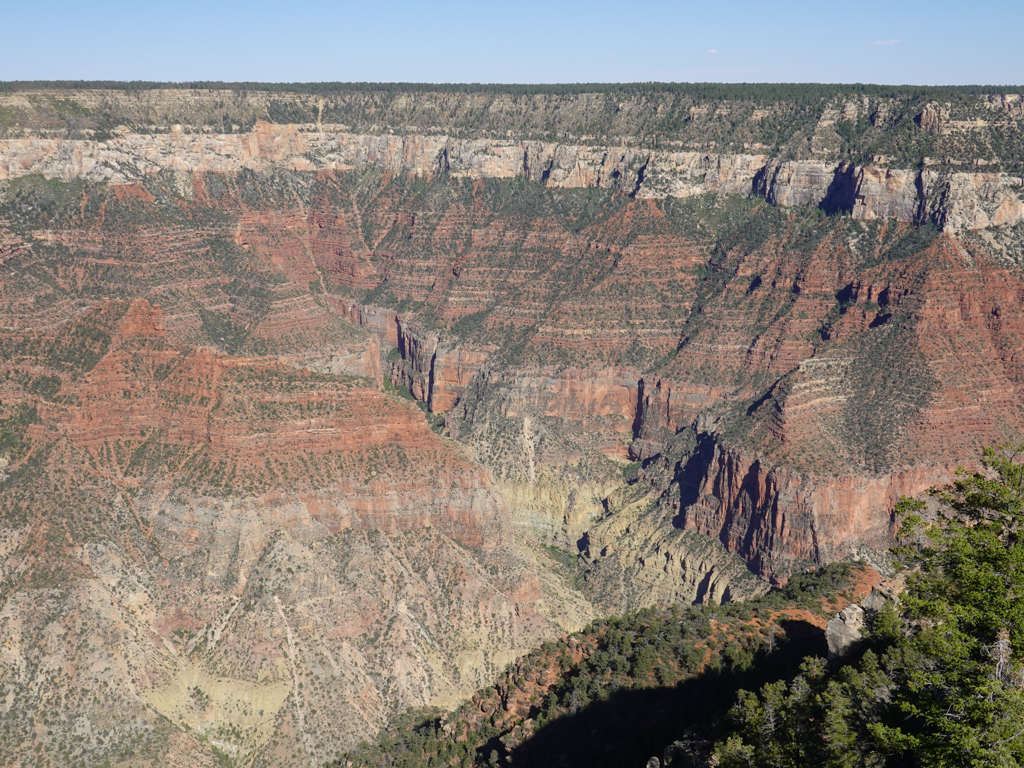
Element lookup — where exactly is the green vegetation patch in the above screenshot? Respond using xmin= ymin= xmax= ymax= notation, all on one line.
xmin=0 ymin=403 xmax=41 ymax=463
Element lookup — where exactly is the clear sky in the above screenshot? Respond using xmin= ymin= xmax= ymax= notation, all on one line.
xmin=3 ymin=0 xmax=1021 ymax=86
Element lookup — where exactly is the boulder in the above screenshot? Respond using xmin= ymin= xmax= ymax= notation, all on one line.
xmin=826 ymin=604 xmax=866 ymax=659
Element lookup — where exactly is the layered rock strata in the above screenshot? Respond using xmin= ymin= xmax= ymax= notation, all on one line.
xmin=0 ymin=300 xmax=593 ymax=768
xmin=3 ymin=125 xmax=1022 ymax=231
xmin=330 ymin=191 xmax=1024 ymax=589
xmin=3 ymin=85 xmax=1024 ymax=765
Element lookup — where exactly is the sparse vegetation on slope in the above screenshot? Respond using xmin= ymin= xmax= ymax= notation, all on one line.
xmin=337 ymin=563 xmax=855 ymax=767
xmin=338 ymin=446 xmax=1024 ymax=768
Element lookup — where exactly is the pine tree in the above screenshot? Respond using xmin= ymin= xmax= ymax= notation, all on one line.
xmin=714 ymin=445 xmax=1024 ymax=768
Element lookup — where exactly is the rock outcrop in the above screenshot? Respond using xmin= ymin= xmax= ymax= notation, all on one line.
xmin=3 ymin=124 xmax=1022 ymax=232
xmin=825 ymin=575 xmax=904 ymax=658
xmin=826 ymin=604 xmax=867 ymax=658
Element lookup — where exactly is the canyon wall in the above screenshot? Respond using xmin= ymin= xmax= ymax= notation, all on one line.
xmin=3 ymin=123 xmax=1022 ymax=231
xmin=3 ymin=84 xmax=1024 ymax=766
xmin=322 ymin=170 xmax=1024 ymax=593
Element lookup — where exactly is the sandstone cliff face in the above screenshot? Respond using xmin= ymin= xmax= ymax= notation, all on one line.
xmin=669 ymin=441 xmax=956 ymax=581
xmin=3 ymin=123 xmax=1023 ymax=232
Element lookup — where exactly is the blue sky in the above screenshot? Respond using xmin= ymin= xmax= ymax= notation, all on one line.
xmin=3 ymin=0 xmax=1021 ymax=85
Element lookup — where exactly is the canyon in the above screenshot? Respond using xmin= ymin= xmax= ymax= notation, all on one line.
xmin=1 ymin=84 xmax=1024 ymax=767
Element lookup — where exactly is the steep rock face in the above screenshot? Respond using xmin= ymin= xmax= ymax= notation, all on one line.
xmin=751 ymin=160 xmax=1024 ymax=229
xmin=640 ymin=151 xmax=768 ymax=199
xmin=329 ymin=298 xmax=400 ymax=347
xmin=851 ymin=166 xmax=921 ymax=222
xmin=672 ymin=442 xmax=956 ymax=581
xmin=4 ymin=121 xmax=1023 ymax=231
xmin=758 ymin=160 xmax=839 ymax=208
xmin=932 ymin=171 xmax=1024 ymax=230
